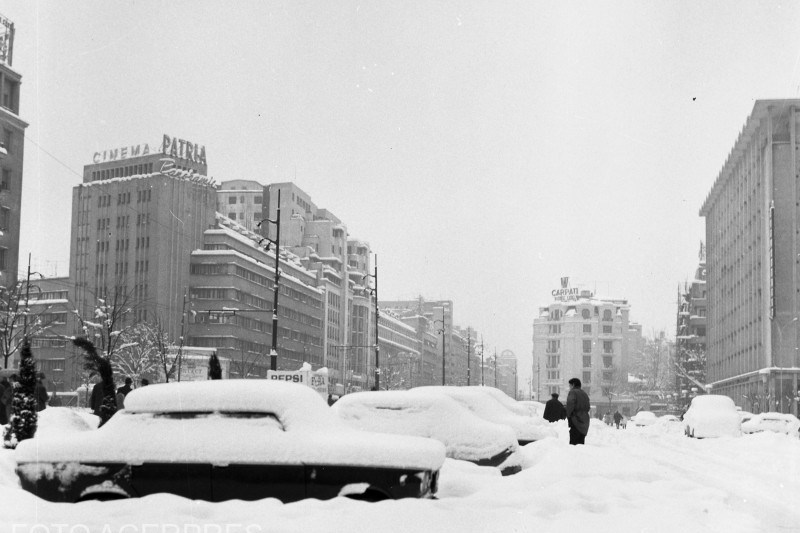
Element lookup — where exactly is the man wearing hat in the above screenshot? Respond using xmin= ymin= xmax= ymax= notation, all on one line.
xmin=542 ymin=391 xmax=567 ymax=423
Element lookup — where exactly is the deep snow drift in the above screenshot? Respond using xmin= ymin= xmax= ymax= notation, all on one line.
xmin=1 ymin=414 xmax=799 ymax=533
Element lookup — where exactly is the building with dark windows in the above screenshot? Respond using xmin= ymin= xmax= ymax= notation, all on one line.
xmin=186 ymin=214 xmax=324 ymax=377
xmin=0 ymin=14 xmax=27 ymax=283
xmin=532 ymin=279 xmax=640 ymax=410
xmin=700 ymin=99 xmax=800 ymax=416
xmin=675 ymin=244 xmax=707 ymax=408
xmin=217 ymin=180 xmax=263 ymax=232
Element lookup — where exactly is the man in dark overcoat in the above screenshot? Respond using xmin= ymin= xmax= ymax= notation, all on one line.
xmin=566 ymin=377 xmax=591 ymax=445
xmin=542 ymin=392 xmax=566 ymax=423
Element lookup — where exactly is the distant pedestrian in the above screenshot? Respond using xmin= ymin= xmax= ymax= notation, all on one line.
xmin=140 ymin=378 xmax=150 ymax=387
xmin=327 ymin=393 xmax=335 ymax=406
xmin=117 ymin=377 xmax=133 ymax=398
xmin=0 ymin=376 xmax=11 ymax=424
xmin=613 ymin=410 xmax=622 ymax=429
xmin=543 ymin=392 xmax=567 ymax=423
xmin=35 ymin=372 xmax=49 ymax=412
xmin=90 ymin=376 xmax=105 ymax=417
xmin=566 ymin=378 xmax=590 ymax=445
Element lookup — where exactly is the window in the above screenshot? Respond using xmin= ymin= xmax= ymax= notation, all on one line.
xmin=583 ymin=324 xmax=591 ymax=334
xmin=228 ymin=196 xmax=237 ymax=204
xmin=0 ymin=207 xmax=9 ymax=230
xmin=602 ymin=309 xmax=613 ymax=321
xmin=602 ymin=370 xmax=614 ymax=382
xmin=583 ymin=371 xmax=591 ymax=384
xmin=582 ymin=340 xmax=592 ymax=353
xmin=549 ymin=309 xmax=562 ymax=320
xmin=583 ymin=355 xmax=592 ymax=368
xmin=603 ymin=341 xmax=613 ymax=354
xmin=603 ymin=325 xmax=612 ymax=334
xmin=1 ymin=168 xmax=10 ymax=190
xmin=549 ymin=324 xmax=561 ymax=334
xmin=254 ymin=196 xmax=262 ymax=204
xmin=546 ymin=340 xmax=560 ymax=353
xmin=0 ymin=247 xmax=5 ymax=270
xmin=2 ymin=129 xmax=10 ymax=154
xmin=547 ymin=355 xmax=560 ymax=368
xmin=581 ymin=308 xmax=590 ymax=319
xmin=547 ymin=370 xmax=560 ymax=380
xmin=228 ymin=212 xmax=236 ymax=219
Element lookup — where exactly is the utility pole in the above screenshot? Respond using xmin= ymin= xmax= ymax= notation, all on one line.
xmin=466 ymin=329 xmax=471 ymax=386
xmin=480 ymin=336 xmax=485 ymax=386
xmin=373 ymin=256 xmax=380 ymax=390
xmin=257 ymin=189 xmax=281 ymax=372
xmin=435 ymin=318 xmax=446 ymax=385
xmin=176 ymin=288 xmax=188 ymax=381
xmin=494 ymin=348 xmax=498 ymax=388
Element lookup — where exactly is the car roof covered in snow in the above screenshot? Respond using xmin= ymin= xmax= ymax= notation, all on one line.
xmin=332 ymin=389 xmax=518 ymax=462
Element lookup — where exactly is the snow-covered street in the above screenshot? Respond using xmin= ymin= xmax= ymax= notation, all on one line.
xmin=2 ymin=420 xmax=798 ymax=533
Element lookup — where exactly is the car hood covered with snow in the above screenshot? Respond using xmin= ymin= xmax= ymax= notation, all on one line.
xmin=15 ymin=380 xmax=445 ymax=471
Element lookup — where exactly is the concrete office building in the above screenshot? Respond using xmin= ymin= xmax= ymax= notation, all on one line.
xmin=700 ymin=99 xmax=800 ymax=415
xmin=217 ymin=180 xmax=264 ymax=232
xmin=71 ymin=136 xmax=217 ymax=340
xmin=0 ymin=14 xmax=26 ymax=284
xmin=532 ymin=279 xmax=640 ymax=409
xmin=186 ymin=214 xmax=325 ymax=377
xmin=675 ymin=246 xmax=708 ymax=407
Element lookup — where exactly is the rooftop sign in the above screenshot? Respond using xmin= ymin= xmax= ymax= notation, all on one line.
xmin=92 ymin=134 xmax=207 ymax=165
xmin=0 ymin=14 xmax=14 ymax=67
xmin=552 ymin=276 xmax=579 ymax=301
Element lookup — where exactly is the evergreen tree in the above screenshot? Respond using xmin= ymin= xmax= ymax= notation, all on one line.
xmin=208 ymin=351 xmax=222 ymax=380
xmin=73 ymin=337 xmax=117 ymax=426
xmin=3 ymin=338 xmax=38 ymax=448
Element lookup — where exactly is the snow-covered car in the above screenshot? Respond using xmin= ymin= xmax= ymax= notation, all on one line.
xmin=737 ymin=410 xmax=755 ymax=424
xmin=518 ymin=400 xmax=545 ymax=417
xmin=332 ymin=389 xmax=523 ymax=475
xmin=414 ymin=386 xmax=556 ymax=444
xmin=33 ymin=407 xmax=98 ymax=439
xmin=15 ymin=380 xmax=445 ymax=503
xmin=741 ymin=412 xmax=800 ymax=437
xmin=683 ymin=394 xmax=741 ymax=439
xmin=630 ymin=411 xmax=658 ymax=427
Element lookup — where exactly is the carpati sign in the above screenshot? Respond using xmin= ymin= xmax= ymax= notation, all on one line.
xmin=551 ymin=277 xmax=579 ymax=301
xmin=92 ymin=134 xmax=207 ymax=165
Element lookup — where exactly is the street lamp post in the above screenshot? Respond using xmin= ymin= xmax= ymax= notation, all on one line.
xmin=362 ymin=255 xmax=380 ymax=390
xmin=435 ymin=319 xmax=446 ymax=385
xmin=256 ymin=189 xmax=281 ymax=371
xmin=466 ymin=329 xmax=471 ymax=386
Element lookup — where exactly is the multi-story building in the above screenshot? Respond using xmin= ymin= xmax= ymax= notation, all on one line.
xmin=532 ymin=278 xmax=640 ymax=410
xmin=700 ymin=99 xmax=800 ymax=415
xmin=496 ymin=349 xmax=518 ymax=398
xmin=216 ymin=180 xmax=264 ymax=231
xmin=71 ymin=139 xmax=217 ymax=340
xmin=186 ymin=214 xmax=325 ymax=377
xmin=0 ymin=14 xmax=26 ymax=283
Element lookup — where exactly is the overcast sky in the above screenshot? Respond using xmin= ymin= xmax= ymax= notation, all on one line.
xmin=5 ymin=1 xmax=800 ymax=386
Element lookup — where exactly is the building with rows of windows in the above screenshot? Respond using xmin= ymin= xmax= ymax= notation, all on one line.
xmin=0 ymin=15 xmax=26 ymax=283
xmin=532 ymin=281 xmax=641 ymax=408
xmin=700 ymin=99 xmax=800 ymax=416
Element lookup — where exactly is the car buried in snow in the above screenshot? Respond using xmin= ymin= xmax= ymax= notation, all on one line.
xmin=413 ymin=386 xmax=557 ymax=445
xmin=741 ymin=412 xmax=800 ymax=437
xmin=682 ymin=394 xmax=741 ymax=439
xmin=15 ymin=380 xmax=445 ymax=503
xmin=332 ymin=389 xmax=524 ymax=475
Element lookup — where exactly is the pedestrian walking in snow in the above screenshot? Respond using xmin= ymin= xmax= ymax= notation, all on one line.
xmin=613 ymin=410 xmax=622 ymax=429
xmin=543 ymin=392 xmax=567 ymax=423
xmin=117 ymin=377 xmax=133 ymax=398
xmin=566 ymin=377 xmax=590 ymax=445
xmin=35 ymin=373 xmax=49 ymax=412
xmin=0 ymin=376 xmax=11 ymax=424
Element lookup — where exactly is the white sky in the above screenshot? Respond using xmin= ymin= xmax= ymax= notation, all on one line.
xmin=5 ymin=1 xmax=800 ymax=383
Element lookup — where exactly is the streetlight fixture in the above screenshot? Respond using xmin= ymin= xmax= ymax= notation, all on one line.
xmin=362 ymin=255 xmax=379 ymax=390
xmin=434 ymin=318 xmax=446 ymax=385
xmin=256 ymin=189 xmax=281 ymax=372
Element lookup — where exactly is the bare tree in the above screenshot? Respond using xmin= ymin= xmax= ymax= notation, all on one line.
xmin=0 ymin=277 xmax=58 ymax=369
xmin=112 ymin=322 xmax=163 ymax=384
xmin=72 ymin=288 xmax=136 ymax=361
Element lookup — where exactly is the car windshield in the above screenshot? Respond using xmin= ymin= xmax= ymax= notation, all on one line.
xmin=146 ymin=411 xmax=284 ymax=430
